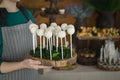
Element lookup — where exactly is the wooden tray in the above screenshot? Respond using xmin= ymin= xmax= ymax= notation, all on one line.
xmin=29 ymin=53 xmax=77 ymax=68
xmin=53 ymin=64 xmax=77 ymax=70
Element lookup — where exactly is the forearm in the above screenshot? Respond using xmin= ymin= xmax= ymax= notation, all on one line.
xmin=0 ymin=59 xmax=49 ymax=74
xmin=0 ymin=61 xmax=24 ymax=73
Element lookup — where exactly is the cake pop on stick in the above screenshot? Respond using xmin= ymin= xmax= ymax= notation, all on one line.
xmin=44 ymin=29 xmax=53 ymax=60
xmin=40 ymin=23 xmax=47 ymax=48
xmin=58 ymin=31 xmax=66 ymax=60
xmin=61 ymin=23 xmax=68 ymax=47
xmin=53 ymin=26 xmax=61 ymax=51
xmin=40 ymin=23 xmax=47 ymax=29
xmin=29 ymin=23 xmax=38 ymax=54
xmin=48 ymin=26 xmax=55 ymax=31
xmin=50 ymin=27 xmax=55 ymax=46
xmin=67 ymin=24 xmax=74 ymax=29
xmin=50 ymin=22 xmax=57 ymax=28
xmin=48 ymin=26 xmax=55 ymax=50
xmin=45 ymin=29 xmax=52 ymax=50
xmin=61 ymin=23 xmax=67 ymax=31
xmin=67 ymin=27 xmax=75 ymax=57
xmin=29 ymin=24 xmax=38 ymax=47
xmin=37 ymin=29 xmax=44 ymax=58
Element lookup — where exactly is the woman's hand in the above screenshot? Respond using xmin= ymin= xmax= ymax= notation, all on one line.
xmin=21 ymin=59 xmax=49 ymax=70
xmin=0 ymin=59 xmax=50 ymax=73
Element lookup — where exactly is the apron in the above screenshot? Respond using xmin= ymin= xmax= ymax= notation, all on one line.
xmin=0 ymin=20 xmax=40 ymax=80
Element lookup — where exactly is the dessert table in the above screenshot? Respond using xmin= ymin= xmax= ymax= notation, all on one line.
xmin=39 ymin=64 xmax=120 ymax=80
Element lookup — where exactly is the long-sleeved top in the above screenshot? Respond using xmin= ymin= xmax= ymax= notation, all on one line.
xmin=0 ymin=9 xmax=34 ymax=66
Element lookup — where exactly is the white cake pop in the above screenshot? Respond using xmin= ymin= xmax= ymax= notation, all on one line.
xmin=67 ymin=27 xmax=75 ymax=35
xmin=61 ymin=23 xmax=68 ymax=47
xmin=61 ymin=23 xmax=67 ymax=31
xmin=29 ymin=23 xmax=38 ymax=54
xmin=44 ymin=29 xmax=53 ymax=60
xmin=44 ymin=29 xmax=53 ymax=39
xmin=37 ymin=29 xmax=44 ymax=37
xmin=58 ymin=31 xmax=66 ymax=38
xmin=53 ymin=26 xmax=61 ymax=35
xmin=67 ymin=27 xmax=75 ymax=58
xmin=40 ymin=23 xmax=47 ymax=30
xmin=29 ymin=23 xmax=38 ymax=30
xmin=56 ymin=25 xmax=61 ymax=31
xmin=53 ymin=28 xmax=61 ymax=36
xmin=50 ymin=22 xmax=57 ymax=27
xmin=58 ymin=31 xmax=66 ymax=60
xmin=67 ymin=24 xmax=74 ymax=29
xmin=30 ymin=26 xmax=38 ymax=34
xmin=37 ymin=29 xmax=44 ymax=59
xmin=48 ymin=26 xmax=55 ymax=31
xmin=30 ymin=26 xmax=38 ymax=49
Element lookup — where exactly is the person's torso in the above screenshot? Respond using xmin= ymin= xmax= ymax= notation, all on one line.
xmin=0 ymin=9 xmax=34 ymax=57
xmin=0 ymin=8 xmax=39 ymax=80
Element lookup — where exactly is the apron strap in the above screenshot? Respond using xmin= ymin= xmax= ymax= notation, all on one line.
xmin=0 ymin=8 xmax=8 ymax=27
xmin=19 ymin=7 xmax=30 ymax=21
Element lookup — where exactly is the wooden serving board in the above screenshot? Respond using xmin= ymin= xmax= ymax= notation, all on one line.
xmin=29 ymin=53 xmax=77 ymax=69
